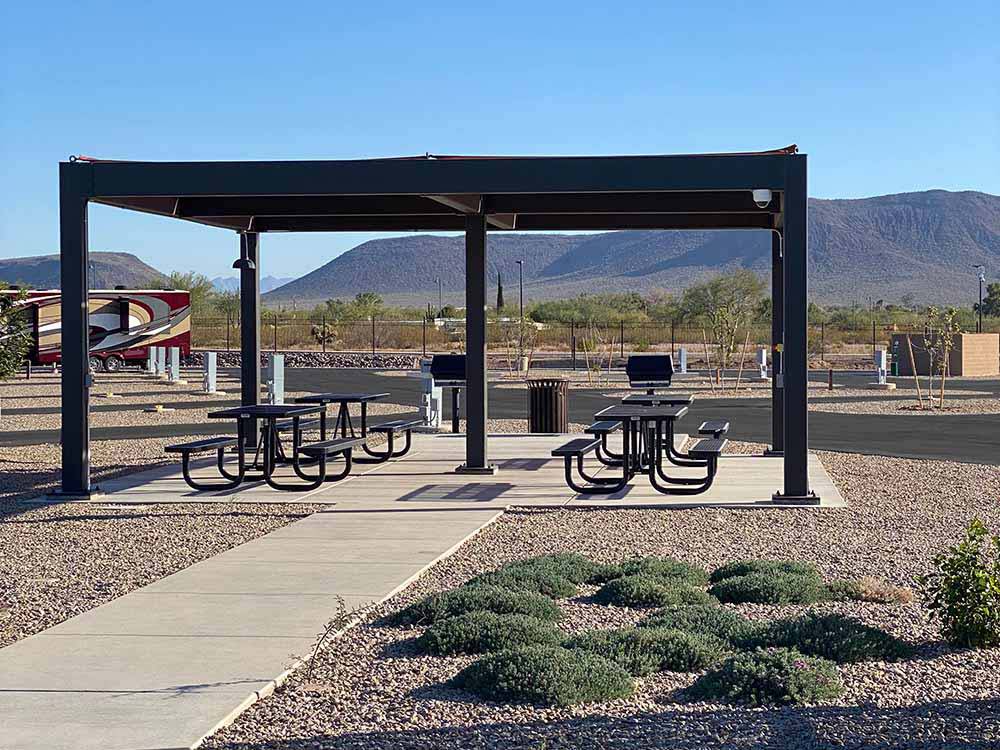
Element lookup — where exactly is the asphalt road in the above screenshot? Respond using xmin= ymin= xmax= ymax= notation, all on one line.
xmin=3 ymin=368 xmax=998 ymax=465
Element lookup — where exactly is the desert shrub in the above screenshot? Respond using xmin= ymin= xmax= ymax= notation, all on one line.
xmin=389 ymin=585 xmax=563 ymax=626
xmin=918 ymin=518 xmax=1000 ymax=648
xmin=468 ymin=569 xmax=578 ymax=599
xmin=709 ymin=571 xmax=828 ymax=605
xmin=710 ymin=560 xmax=821 ymax=584
xmin=641 ymin=604 xmax=758 ymax=643
xmin=451 ymin=645 xmax=634 ymax=706
xmin=565 ymin=627 xmax=728 ymax=676
xmin=827 ymin=577 xmax=914 ymax=604
xmin=593 ymin=575 xmax=714 ymax=608
xmin=687 ymin=647 xmax=844 ymax=706
xmin=741 ymin=612 xmax=914 ymax=663
xmin=595 ymin=556 xmax=709 ymax=587
xmin=502 ymin=553 xmax=607 ymax=585
xmin=416 ymin=612 xmax=564 ymax=655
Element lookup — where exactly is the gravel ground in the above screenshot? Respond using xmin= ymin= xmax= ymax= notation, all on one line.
xmin=205 ymin=447 xmax=1000 ymax=750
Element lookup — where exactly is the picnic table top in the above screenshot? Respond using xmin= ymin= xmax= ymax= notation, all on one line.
xmin=294 ymin=392 xmax=390 ymax=404
xmin=207 ymin=403 xmax=326 ymax=420
xmin=621 ymin=393 xmax=694 ymax=406
xmin=595 ymin=404 xmax=689 ymax=421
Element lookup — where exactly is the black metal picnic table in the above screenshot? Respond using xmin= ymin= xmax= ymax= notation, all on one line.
xmin=207 ymin=403 xmax=327 ymax=491
xmin=293 ymin=392 xmax=389 ymax=438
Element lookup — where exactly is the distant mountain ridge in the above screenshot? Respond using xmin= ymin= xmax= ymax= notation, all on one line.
xmin=212 ymin=276 xmax=294 ymax=294
xmin=262 ymin=190 xmax=999 ymax=307
xmin=0 ymin=252 xmax=166 ymax=289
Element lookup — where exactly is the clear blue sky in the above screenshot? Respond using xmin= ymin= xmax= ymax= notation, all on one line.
xmin=1 ymin=0 xmax=997 ymax=279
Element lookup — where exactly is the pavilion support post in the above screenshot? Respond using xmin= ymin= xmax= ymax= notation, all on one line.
xmin=774 ymin=156 xmax=818 ymax=504
xmin=457 ymin=213 xmax=496 ymax=474
xmin=55 ymin=162 xmax=94 ymax=497
xmin=239 ymin=232 xmax=261 ymax=445
xmin=766 ymin=230 xmax=784 ymax=456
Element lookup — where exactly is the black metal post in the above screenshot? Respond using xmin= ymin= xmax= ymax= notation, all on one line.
xmin=571 ymin=321 xmax=576 ymax=370
xmin=321 ymin=314 xmax=326 ymax=353
xmin=225 ymin=312 xmax=231 ymax=351
xmin=458 ymin=213 xmax=492 ymax=473
xmin=422 ymin=318 xmax=427 ymax=357
xmin=240 ymin=232 xmax=261 ymax=445
xmin=768 ymin=230 xmax=784 ymax=456
xmin=57 ymin=161 xmax=93 ymax=497
xmin=273 ymin=314 xmax=278 ymax=352
xmin=775 ymin=157 xmax=815 ymax=503
xmin=620 ymin=320 xmax=625 ymax=358
xmin=371 ymin=316 xmax=376 ymax=356
xmin=671 ymin=320 xmax=675 ymax=355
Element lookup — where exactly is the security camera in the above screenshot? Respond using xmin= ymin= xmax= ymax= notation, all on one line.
xmin=752 ymin=189 xmax=772 ymax=209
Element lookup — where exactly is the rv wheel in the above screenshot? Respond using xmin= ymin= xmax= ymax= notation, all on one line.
xmin=104 ymin=354 xmax=125 ymax=372
xmin=89 ymin=356 xmax=104 ymax=372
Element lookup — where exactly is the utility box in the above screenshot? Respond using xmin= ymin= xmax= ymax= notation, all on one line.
xmin=266 ymin=354 xmax=285 ymax=405
xmin=677 ymin=348 xmax=688 ymax=374
xmin=419 ymin=359 xmax=443 ymax=429
xmin=891 ymin=333 xmax=999 ymax=377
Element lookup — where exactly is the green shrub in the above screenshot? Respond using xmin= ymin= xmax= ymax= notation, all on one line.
xmin=741 ymin=612 xmax=914 ymax=663
xmin=468 ymin=569 xmax=578 ymax=599
xmin=416 ymin=612 xmax=564 ymax=655
xmin=641 ymin=605 xmax=758 ymax=643
xmin=918 ymin=518 xmax=1000 ymax=648
xmin=451 ymin=645 xmax=634 ymax=706
xmin=390 ymin=585 xmax=563 ymax=626
xmin=709 ymin=571 xmax=828 ymax=605
xmin=597 ymin=556 xmax=709 ymax=586
xmin=593 ymin=575 xmax=714 ymax=608
xmin=710 ymin=560 xmax=821 ymax=584
xmin=565 ymin=627 xmax=728 ymax=676
xmin=687 ymin=647 xmax=844 ymax=706
xmin=827 ymin=577 xmax=914 ymax=604
xmin=503 ymin=553 xmax=605 ymax=585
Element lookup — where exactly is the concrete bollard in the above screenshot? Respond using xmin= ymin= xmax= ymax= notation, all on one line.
xmin=146 ymin=347 xmax=156 ymax=374
xmin=266 ymin=353 xmax=284 ymax=405
xmin=155 ymin=347 xmax=167 ymax=378
xmin=677 ymin=348 xmax=688 ymax=374
xmin=202 ymin=352 xmax=224 ymax=395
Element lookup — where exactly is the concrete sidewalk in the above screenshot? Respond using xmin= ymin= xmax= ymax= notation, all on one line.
xmin=0 ymin=500 xmax=502 ymax=750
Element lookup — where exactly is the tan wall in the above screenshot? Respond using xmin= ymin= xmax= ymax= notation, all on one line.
xmin=892 ymin=333 xmax=999 ymax=376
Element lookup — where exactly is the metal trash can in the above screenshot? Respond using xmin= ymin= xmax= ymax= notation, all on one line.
xmin=527 ymin=377 xmax=569 ymax=433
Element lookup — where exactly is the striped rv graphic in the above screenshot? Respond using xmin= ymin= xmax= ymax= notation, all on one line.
xmin=0 ymin=289 xmax=191 ymax=371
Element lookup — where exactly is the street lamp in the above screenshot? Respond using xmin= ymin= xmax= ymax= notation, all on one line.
xmin=515 ymin=260 xmax=525 ymax=350
xmin=973 ymin=265 xmax=986 ymax=333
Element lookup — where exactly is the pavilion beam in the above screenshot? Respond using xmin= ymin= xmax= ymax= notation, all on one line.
xmin=457 ymin=214 xmax=495 ymax=475
xmin=239 ymin=232 xmax=261 ymax=445
xmin=57 ymin=162 xmax=94 ymax=497
xmin=768 ymin=229 xmax=784 ymax=455
xmin=775 ymin=156 xmax=817 ymax=503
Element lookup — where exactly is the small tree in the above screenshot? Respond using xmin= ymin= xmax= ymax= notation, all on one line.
xmin=681 ymin=270 xmax=766 ymax=386
xmin=921 ymin=306 xmax=961 ymax=408
xmin=0 ymin=284 xmax=32 ymax=419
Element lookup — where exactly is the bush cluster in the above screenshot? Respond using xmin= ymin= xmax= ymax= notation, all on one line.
xmin=391 ymin=585 xmax=563 ymax=626
xmin=594 ymin=574 xmax=714 ymax=609
xmin=641 ymin=604 xmax=758 ymax=643
xmin=687 ymin=647 xmax=844 ymax=706
xmin=594 ymin=557 xmax=709 ymax=586
xmin=416 ymin=612 xmax=564 ymax=656
xmin=740 ymin=612 xmax=914 ymax=663
xmin=452 ymin=645 xmax=634 ymax=706
xmin=710 ymin=560 xmax=821 ymax=584
xmin=709 ymin=571 xmax=828 ymax=605
xmin=566 ymin=627 xmax=728 ymax=676
xmin=468 ymin=569 xmax=578 ymax=599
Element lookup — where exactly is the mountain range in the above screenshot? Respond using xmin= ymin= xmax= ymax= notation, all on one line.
xmin=2 ymin=190 xmax=996 ymax=306
xmin=211 ymin=276 xmax=295 ymax=294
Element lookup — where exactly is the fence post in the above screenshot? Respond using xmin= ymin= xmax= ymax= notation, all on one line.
xmin=273 ymin=314 xmax=278 ymax=352
xmin=371 ymin=315 xmax=376 ymax=356
xmin=422 ymin=318 xmax=427 ymax=357
xmin=321 ymin=314 xmax=326 ymax=353
xmin=225 ymin=312 xmax=231 ymax=352
xmin=671 ymin=320 xmax=675 ymax=355
xmin=872 ymin=319 xmax=876 ymax=359
xmin=620 ymin=320 xmax=625 ymax=358
xmin=820 ymin=322 xmax=825 ymax=361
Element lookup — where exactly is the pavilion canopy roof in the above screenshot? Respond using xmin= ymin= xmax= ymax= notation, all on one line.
xmin=80 ymin=146 xmax=798 ymax=234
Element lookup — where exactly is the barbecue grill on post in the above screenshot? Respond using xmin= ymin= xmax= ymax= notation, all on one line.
xmin=429 ymin=354 xmax=466 ymax=433
xmin=625 ymin=354 xmax=674 ymax=394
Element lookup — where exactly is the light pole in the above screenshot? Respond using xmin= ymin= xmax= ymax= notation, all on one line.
xmin=515 ymin=260 xmax=524 ymax=351
xmin=974 ymin=265 xmax=986 ymax=333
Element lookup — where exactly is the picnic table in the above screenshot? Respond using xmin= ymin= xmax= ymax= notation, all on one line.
xmin=293 ymin=392 xmax=389 ymax=438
